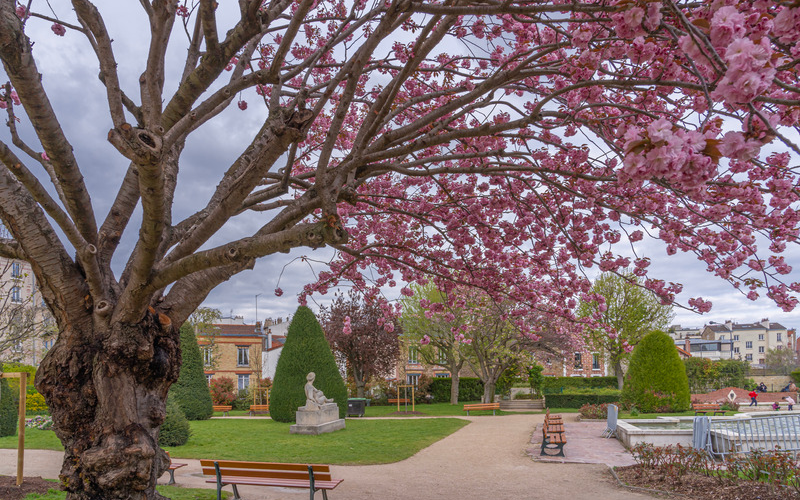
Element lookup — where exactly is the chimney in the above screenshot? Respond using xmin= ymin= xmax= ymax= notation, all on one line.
xmin=685 ymin=338 xmax=691 ymax=353
xmin=725 ymin=320 xmax=733 ymax=330
xmin=761 ymin=318 xmax=770 ymax=328
xmin=267 ymin=327 xmax=273 ymax=349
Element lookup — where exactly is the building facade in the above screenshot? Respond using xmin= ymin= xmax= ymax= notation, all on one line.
xmin=701 ymin=319 xmax=789 ymax=366
xmin=197 ymin=316 xmax=267 ymax=391
xmin=0 ymin=257 xmax=55 ymax=366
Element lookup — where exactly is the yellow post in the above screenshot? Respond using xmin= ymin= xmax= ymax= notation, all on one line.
xmin=412 ymin=385 xmax=415 ymax=413
xmin=1 ymin=372 xmax=27 ymax=486
xmin=17 ymin=372 xmax=26 ymax=486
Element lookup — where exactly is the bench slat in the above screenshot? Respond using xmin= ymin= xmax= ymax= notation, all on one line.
xmin=206 ymin=477 xmax=343 ymax=490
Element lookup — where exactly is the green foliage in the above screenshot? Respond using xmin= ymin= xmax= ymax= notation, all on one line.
xmin=621 ymin=331 xmax=691 ymax=412
xmin=232 ymin=389 xmax=251 ymax=411
xmin=22 ymin=485 xmax=230 ymax=500
xmin=269 ymin=306 xmax=347 ymax=422
xmin=429 ymin=377 xmax=483 ymax=403
xmin=1 ymin=362 xmax=36 ymax=393
xmin=684 ymin=357 xmax=749 ymax=393
xmin=579 ymin=403 xmax=610 ymax=419
xmin=527 ymin=364 xmax=545 ymax=397
xmin=169 ymin=323 xmax=213 ymax=420
xmin=791 ymin=369 xmax=800 ymax=385
xmin=494 ymin=367 xmax=519 ymax=397
xmin=545 ymin=393 xmax=619 ymax=408
xmin=764 ymin=347 xmax=798 ymax=375
xmin=159 ymin=394 xmax=191 ymax=447
xmin=542 ymin=376 xmax=617 ymax=390
xmin=0 ymin=378 xmax=19 ymax=437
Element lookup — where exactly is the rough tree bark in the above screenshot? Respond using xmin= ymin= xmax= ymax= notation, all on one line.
xmin=36 ymin=312 xmax=180 ymax=500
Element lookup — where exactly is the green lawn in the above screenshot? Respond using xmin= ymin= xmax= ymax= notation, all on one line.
xmin=23 ymin=485 xmax=228 ymax=500
xmin=2 ymin=418 xmax=468 ymax=466
xmin=164 ymin=418 xmax=468 ymax=464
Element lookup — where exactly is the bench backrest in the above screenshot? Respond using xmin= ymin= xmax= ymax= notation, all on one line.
xmin=694 ymin=403 xmax=719 ymax=408
xmin=200 ymin=460 xmax=333 ymax=482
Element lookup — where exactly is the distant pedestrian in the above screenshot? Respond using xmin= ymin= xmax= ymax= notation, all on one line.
xmin=783 ymin=396 xmax=795 ymax=411
xmin=749 ymin=390 xmax=758 ymax=406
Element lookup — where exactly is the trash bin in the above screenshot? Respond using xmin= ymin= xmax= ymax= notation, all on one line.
xmin=347 ymin=398 xmax=367 ymax=417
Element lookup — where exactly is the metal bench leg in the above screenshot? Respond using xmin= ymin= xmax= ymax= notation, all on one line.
xmin=231 ymin=484 xmax=242 ymax=500
xmin=167 ymin=469 xmax=176 ymax=485
xmin=322 ymin=490 xmax=329 ymax=500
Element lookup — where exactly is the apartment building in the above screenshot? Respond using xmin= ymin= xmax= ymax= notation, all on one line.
xmin=197 ymin=316 xmax=267 ymax=391
xmin=0 ymin=257 xmax=55 ymax=366
xmin=701 ymin=319 xmax=789 ymax=366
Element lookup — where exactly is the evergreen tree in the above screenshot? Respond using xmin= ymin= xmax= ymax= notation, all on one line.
xmin=270 ymin=306 xmax=347 ymax=422
xmin=158 ymin=394 xmax=191 ymax=447
xmin=0 ymin=378 xmax=18 ymax=437
xmin=621 ymin=331 xmax=691 ymax=413
xmin=169 ymin=323 xmax=213 ymax=420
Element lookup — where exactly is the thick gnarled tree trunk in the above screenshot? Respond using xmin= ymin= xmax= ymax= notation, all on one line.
xmin=36 ymin=311 xmax=180 ymax=500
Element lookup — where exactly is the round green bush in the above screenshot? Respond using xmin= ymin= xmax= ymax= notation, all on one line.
xmin=269 ymin=306 xmax=347 ymax=422
xmin=621 ymin=331 xmax=691 ymax=413
xmin=169 ymin=323 xmax=213 ymax=420
xmin=159 ymin=395 xmax=191 ymax=447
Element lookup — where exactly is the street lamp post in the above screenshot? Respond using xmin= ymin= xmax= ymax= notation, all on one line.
xmin=255 ymin=294 xmax=262 ymax=325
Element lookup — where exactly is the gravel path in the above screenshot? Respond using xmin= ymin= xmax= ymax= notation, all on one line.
xmin=0 ymin=413 xmax=660 ymax=500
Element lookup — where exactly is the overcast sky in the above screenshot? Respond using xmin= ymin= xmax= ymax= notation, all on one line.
xmin=4 ymin=3 xmax=800 ymax=331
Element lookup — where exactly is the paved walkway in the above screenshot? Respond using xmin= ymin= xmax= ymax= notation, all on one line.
xmin=1 ymin=413 xmax=658 ymax=500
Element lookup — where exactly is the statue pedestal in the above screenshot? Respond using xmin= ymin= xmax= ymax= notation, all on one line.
xmin=290 ymin=403 xmax=345 ymax=435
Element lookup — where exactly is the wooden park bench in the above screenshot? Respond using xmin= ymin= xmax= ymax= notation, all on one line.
xmin=249 ymin=404 xmax=270 ymax=416
xmin=164 ymin=451 xmax=187 ymax=486
xmin=463 ymin=402 xmax=500 ymax=415
xmin=692 ymin=403 xmax=728 ymax=416
xmin=200 ymin=459 xmax=343 ymax=500
xmin=212 ymin=405 xmax=232 ymax=416
xmin=388 ymin=398 xmax=410 ymax=404
xmin=541 ymin=409 xmax=567 ymax=457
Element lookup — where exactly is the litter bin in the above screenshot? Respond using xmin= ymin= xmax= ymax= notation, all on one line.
xmin=347 ymin=398 xmax=367 ymax=417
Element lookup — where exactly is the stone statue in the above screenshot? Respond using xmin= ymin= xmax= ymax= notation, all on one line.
xmin=303 ymin=372 xmax=333 ymax=410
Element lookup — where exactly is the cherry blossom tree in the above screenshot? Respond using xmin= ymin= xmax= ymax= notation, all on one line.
xmin=319 ymin=290 xmax=400 ymax=397
xmin=0 ymin=0 xmax=799 ymax=498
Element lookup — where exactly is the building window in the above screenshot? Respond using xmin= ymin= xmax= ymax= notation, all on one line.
xmin=777 ymin=332 xmax=782 ymax=341
xmin=203 ymin=347 xmax=213 ymax=366
xmin=238 ymin=374 xmax=250 ymax=390
xmin=758 ymin=358 xmax=765 ymax=365
xmin=206 ymin=374 xmax=213 ymax=385
xmin=406 ymin=373 xmax=420 ymax=386
xmin=758 ymin=334 xmax=765 ymax=340
xmin=746 ymin=341 xmax=753 ymax=349
xmin=10 ymin=286 xmax=21 ymax=303
xmin=408 ymin=346 xmax=419 ymax=364
xmin=734 ymin=347 xmax=740 ymax=354
xmin=573 ymin=352 xmax=582 ymax=370
xmin=592 ymin=353 xmax=600 ymax=370
xmin=435 ymin=373 xmax=450 ymax=378
xmin=10 ymin=262 xmax=22 ymax=278
xmin=758 ymin=346 xmax=765 ymax=353
xmin=733 ymin=335 xmax=739 ymax=341
xmin=720 ymin=335 xmax=725 ymax=340
xmin=237 ymin=346 xmax=249 ymax=366
xmin=43 ymin=339 xmax=54 ymax=351
xmin=745 ymin=354 xmax=753 ymax=361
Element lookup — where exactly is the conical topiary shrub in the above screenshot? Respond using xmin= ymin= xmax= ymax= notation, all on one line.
xmin=621 ymin=330 xmax=691 ymax=413
xmin=169 ymin=323 xmax=213 ymax=420
xmin=269 ymin=306 xmax=347 ymax=422
xmin=0 ymin=378 xmax=19 ymax=437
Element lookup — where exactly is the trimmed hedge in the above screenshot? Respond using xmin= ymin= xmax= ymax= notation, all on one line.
xmin=542 ymin=376 xmax=617 ymax=391
xmin=0 ymin=378 xmax=18 ymax=437
xmin=621 ymin=331 xmax=691 ymax=413
xmin=544 ymin=394 xmax=619 ymax=408
xmin=159 ymin=395 xmax=191 ymax=447
xmin=270 ymin=306 xmax=347 ymax=422
xmin=170 ymin=323 xmax=213 ymax=420
xmin=791 ymin=369 xmax=800 ymax=385
xmin=429 ymin=377 xmax=484 ymax=403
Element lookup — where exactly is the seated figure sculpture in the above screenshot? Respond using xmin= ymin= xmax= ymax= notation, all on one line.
xmin=303 ymin=372 xmax=334 ymax=410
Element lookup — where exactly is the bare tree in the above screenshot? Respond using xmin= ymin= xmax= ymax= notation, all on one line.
xmin=0 ymin=258 xmax=56 ymax=362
